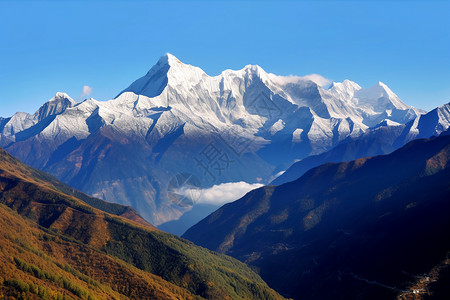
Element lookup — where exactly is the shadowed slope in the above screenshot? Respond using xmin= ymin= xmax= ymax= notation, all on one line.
xmin=184 ymin=135 xmax=450 ymax=299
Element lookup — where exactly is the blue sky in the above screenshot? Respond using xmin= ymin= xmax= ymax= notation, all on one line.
xmin=0 ymin=1 xmax=449 ymax=117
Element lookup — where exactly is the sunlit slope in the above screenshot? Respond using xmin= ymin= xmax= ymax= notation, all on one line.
xmin=0 ymin=147 xmax=284 ymax=299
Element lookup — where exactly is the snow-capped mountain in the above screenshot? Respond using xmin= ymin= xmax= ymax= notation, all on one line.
xmin=272 ymin=102 xmax=450 ymax=186
xmin=0 ymin=54 xmax=426 ymax=228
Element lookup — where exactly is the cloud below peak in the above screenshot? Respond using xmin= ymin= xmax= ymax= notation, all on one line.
xmin=173 ymin=181 xmax=263 ymax=206
xmin=197 ymin=181 xmax=263 ymax=205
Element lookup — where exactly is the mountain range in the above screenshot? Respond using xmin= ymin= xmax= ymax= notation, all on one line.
xmin=184 ymin=133 xmax=450 ymax=299
xmin=273 ymin=102 xmax=450 ymax=185
xmin=1 ymin=54 xmax=443 ymax=232
xmin=0 ymin=146 xmax=283 ymax=299
xmin=1 ymin=53 xmax=450 ymax=299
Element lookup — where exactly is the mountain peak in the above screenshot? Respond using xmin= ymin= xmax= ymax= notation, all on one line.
xmin=157 ymin=53 xmax=183 ymax=66
xmin=343 ymin=79 xmax=361 ymax=88
xmin=328 ymin=79 xmax=362 ymax=102
xmin=242 ymin=64 xmax=263 ymax=72
xmin=53 ymin=92 xmax=76 ymax=104
xmin=354 ymin=81 xmax=410 ymax=111
xmin=240 ymin=64 xmax=270 ymax=82
xmin=118 ymin=53 xmax=206 ymax=99
xmin=35 ymin=92 xmax=76 ymax=121
xmin=370 ymin=81 xmax=398 ymax=95
xmin=329 ymin=79 xmax=361 ymax=90
xmin=375 ymin=81 xmax=392 ymax=92
xmin=144 ymin=53 xmax=185 ymax=77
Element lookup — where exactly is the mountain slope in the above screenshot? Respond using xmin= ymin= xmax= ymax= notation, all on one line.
xmin=0 ymin=143 xmax=151 ymax=226
xmin=184 ymin=135 xmax=450 ymax=299
xmin=0 ymin=54 xmax=425 ymax=228
xmin=0 ymin=204 xmax=197 ymax=299
xmin=273 ymin=102 xmax=450 ymax=185
xmin=0 ymin=147 xmax=284 ymax=299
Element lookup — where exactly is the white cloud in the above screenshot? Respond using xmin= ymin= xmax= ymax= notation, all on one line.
xmin=269 ymin=73 xmax=331 ymax=87
xmin=81 ymin=85 xmax=92 ymax=97
xmin=301 ymin=74 xmax=332 ymax=87
xmin=175 ymin=181 xmax=264 ymax=206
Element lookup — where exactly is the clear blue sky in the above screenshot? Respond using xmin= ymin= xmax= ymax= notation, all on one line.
xmin=0 ymin=1 xmax=449 ymax=117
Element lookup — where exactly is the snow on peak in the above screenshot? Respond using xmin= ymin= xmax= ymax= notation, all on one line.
xmin=353 ymin=81 xmax=410 ymax=111
xmin=52 ymin=92 xmax=76 ymax=104
xmin=242 ymin=64 xmax=264 ymax=73
xmin=343 ymin=79 xmax=361 ymax=89
xmin=218 ymin=64 xmax=273 ymax=86
xmin=241 ymin=64 xmax=271 ymax=82
xmin=117 ymin=53 xmax=209 ymax=99
xmin=329 ymin=79 xmax=361 ymax=91
xmin=145 ymin=53 xmax=183 ymax=76
xmin=431 ymin=102 xmax=450 ymax=127
xmin=328 ymin=79 xmax=362 ymax=102
xmin=374 ymin=81 xmax=400 ymax=98
xmin=373 ymin=118 xmax=402 ymax=128
xmin=35 ymin=92 xmax=76 ymax=121
xmin=368 ymin=81 xmax=393 ymax=95
xmin=108 ymin=55 xmax=423 ymax=134
xmin=157 ymin=53 xmax=184 ymax=67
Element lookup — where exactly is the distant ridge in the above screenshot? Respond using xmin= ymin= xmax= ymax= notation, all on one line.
xmin=273 ymin=102 xmax=450 ymax=185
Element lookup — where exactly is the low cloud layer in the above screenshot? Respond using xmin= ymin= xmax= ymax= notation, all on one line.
xmin=197 ymin=181 xmax=263 ymax=205
xmin=175 ymin=181 xmax=264 ymax=206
